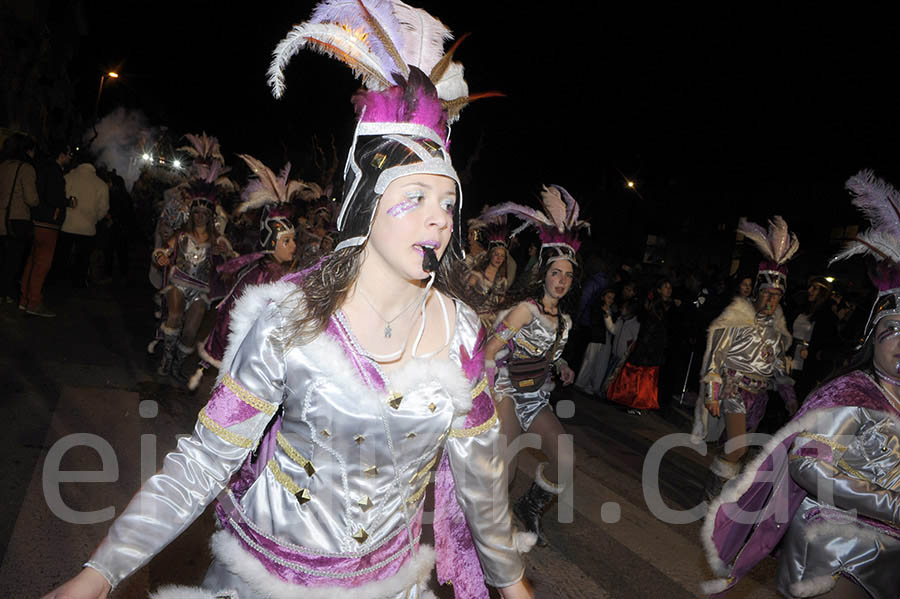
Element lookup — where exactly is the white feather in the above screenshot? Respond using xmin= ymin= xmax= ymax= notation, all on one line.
xmin=434 ymin=61 xmax=468 ymax=102
xmin=268 ymin=22 xmax=390 ymax=98
xmin=832 ymin=230 xmax=900 ymax=264
xmin=392 ymin=0 xmax=452 ymax=74
xmin=540 ymin=185 xmax=568 ymax=232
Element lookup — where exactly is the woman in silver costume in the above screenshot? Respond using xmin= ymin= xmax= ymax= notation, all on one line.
xmin=701 ymin=171 xmax=900 ymax=599
xmin=481 ymin=185 xmax=587 ymax=545
xmin=152 ymin=195 xmax=231 ymax=382
xmin=43 ymin=2 xmax=533 ymax=599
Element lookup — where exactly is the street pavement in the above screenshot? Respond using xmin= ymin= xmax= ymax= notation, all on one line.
xmin=0 ymin=264 xmax=782 ymax=598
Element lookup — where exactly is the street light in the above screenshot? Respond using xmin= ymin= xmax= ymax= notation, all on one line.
xmin=94 ymin=71 xmax=120 ymax=120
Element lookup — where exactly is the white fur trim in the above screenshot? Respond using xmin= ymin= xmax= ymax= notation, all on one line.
xmin=216 ymin=279 xmax=298 ymax=386
xmin=691 ymin=395 xmax=710 ymax=445
xmin=514 ymin=530 xmax=538 ymax=553
xmin=710 ymin=456 xmax=741 ymax=479
xmin=160 ymin=323 xmax=179 ymax=336
xmin=535 ymin=462 xmax=563 ymax=494
xmin=147 ymin=339 xmax=159 ymax=354
xmin=390 ymin=356 xmax=473 ymax=414
xmin=197 ymin=335 xmax=222 ymax=369
xmin=177 ymin=341 xmax=196 ymax=354
xmin=789 ymin=574 xmax=838 ymax=597
xmin=706 ymin=296 xmax=791 ymax=349
xmin=699 ymin=410 xmax=820 ymax=577
xmin=188 ymin=366 xmax=205 ymax=391
xmin=210 ymin=530 xmax=435 ymax=599
xmin=149 ymin=585 xmax=237 ymax=599
xmin=699 ymin=578 xmax=731 ymax=595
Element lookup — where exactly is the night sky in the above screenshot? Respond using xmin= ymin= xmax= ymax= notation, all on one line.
xmin=71 ymin=2 xmax=900 ymax=265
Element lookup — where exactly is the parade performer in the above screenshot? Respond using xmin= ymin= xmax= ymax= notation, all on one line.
xmin=692 ymin=216 xmax=798 ymax=496
xmin=466 ymin=213 xmax=516 ymax=311
xmin=701 ymin=171 xmax=900 ymax=599
xmin=43 ymin=2 xmax=532 ymax=598
xmin=482 ymin=184 xmax=588 ymax=544
xmin=188 ymin=154 xmax=314 ymax=390
xmin=151 ymin=166 xmax=233 ymax=383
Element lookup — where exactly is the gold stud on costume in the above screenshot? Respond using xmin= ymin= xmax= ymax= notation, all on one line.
xmin=371 ymin=153 xmax=387 ymax=169
xmin=358 ymin=495 xmax=374 ymax=512
xmin=320 ymin=429 xmax=331 ymax=439
xmin=354 ymin=434 xmax=365 ymax=445
xmin=407 ymin=432 xmax=416 ymax=439
xmin=294 ymin=488 xmax=311 ymax=504
xmin=365 ymin=465 xmax=379 ymax=478
xmin=428 ymin=402 xmax=437 ymax=413
xmin=352 ymin=528 xmax=369 ymax=544
xmin=388 ymin=392 xmax=403 ymax=409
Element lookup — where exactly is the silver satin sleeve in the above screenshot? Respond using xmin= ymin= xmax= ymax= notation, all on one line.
xmin=86 ymin=304 xmax=286 ymax=588
xmin=789 ymin=409 xmax=900 ymax=527
xmin=445 ymin=411 xmax=524 ymax=588
xmin=700 ymin=328 xmax=730 ymax=401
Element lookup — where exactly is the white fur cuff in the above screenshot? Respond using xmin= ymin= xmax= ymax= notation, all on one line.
xmin=710 ymin=456 xmax=742 ymax=479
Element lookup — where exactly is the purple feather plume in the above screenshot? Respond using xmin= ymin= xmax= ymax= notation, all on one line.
xmin=352 ymin=67 xmax=448 ymax=142
xmin=845 ymin=169 xmax=900 ymax=238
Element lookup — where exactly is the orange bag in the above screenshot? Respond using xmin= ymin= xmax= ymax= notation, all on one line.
xmin=606 ymin=362 xmax=659 ymax=410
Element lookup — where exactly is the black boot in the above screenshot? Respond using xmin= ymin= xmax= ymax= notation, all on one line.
xmin=514 ymin=482 xmax=555 ymax=546
xmin=157 ymin=330 xmax=178 ymax=376
xmin=704 ymin=456 xmax=742 ymax=501
xmin=170 ymin=343 xmax=194 ymax=385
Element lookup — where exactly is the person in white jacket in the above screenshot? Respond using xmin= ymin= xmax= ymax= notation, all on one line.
xmin=59 ymin=161 xmax=109 ymax=287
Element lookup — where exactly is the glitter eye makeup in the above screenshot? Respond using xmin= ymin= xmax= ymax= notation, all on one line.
xmin=440 ymin=197 xmax=456 ymax=212
xmin=386 ymin=192 xmax=423 ymax=218
xmin=877 ymin=322 xmax=900 ymax=344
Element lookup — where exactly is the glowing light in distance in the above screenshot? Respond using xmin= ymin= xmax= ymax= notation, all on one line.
xmin=825 ymin=276 xmax=835 ymax=283
xmin=108 ymin=72 xmax=119 ymax=78
xmin=142 ymin=153 xmax=151 ymax=161
xmin=173 ymin=160 xmax=182 ymax=169
xmin=626 ymin=181 xmax=635 ymax=188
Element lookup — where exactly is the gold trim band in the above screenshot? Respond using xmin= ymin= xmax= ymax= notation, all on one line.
xmin=470 ymin=376 xmax=488 ymax=399
xmin=222 ymin=373 xmax=277 ymax=416
xmin=198 ymin=408 xmax=254 ymax=449
xmin=276 ymin=431 xmax=316 ymax=477
xmin=449 ymin=408 xmax=498 ymax=438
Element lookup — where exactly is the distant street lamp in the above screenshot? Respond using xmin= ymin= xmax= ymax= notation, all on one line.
xmin=94 ymin=71 xmax=120 ymax=120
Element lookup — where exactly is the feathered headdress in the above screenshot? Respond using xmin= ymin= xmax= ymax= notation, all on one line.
xmin=482 ymin=184 xmax=590 ymax=265
xmin=468 ymin=209 xmax=508 ymax=248
xmin=236 ymin=154 xmax=323 ymax=253
xmin=268 ymin=0 xmax=498 ymax=253
xmin=832 ymin=170 xmax=900 ymax=338
xmin=180 ymin=132 xmax=233 ymax=205
xmin=737 ymin=215 xmax=799 ymax=293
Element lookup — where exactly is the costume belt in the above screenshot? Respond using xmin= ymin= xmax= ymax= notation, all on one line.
xmin=723 ymin=368 xmax=768 ymax=392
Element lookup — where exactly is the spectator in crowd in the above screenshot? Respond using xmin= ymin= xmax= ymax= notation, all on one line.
xmin=0 ymin=133 xmax=38 ymax=305
xmin=574 ymin=287 xmax=616 ymax=395
xmin=58 ymin=158 xmax=110 ymax=288
xmin=19 ymin=141 xmax=73 ymax=316
xmin=607 ymin=278 xmax=675 ymax=415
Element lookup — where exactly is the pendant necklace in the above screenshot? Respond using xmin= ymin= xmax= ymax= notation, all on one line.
xmin=357 ymin=286 xmax=426 ymax=338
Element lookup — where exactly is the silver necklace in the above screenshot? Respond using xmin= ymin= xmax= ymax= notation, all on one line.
xmin=357 ymin=286 xmax=426 ymax=338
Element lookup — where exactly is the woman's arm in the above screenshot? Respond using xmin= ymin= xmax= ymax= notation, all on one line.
xmin=484 ymin=302 xmax=534 ymax=361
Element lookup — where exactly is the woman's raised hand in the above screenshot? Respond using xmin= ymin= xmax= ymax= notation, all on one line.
xmin=41 ymin=567 xmax=111 ymax=599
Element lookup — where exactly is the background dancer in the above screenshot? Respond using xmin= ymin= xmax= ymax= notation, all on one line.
xmin=702 ymin=170 xmax=900 ymax=599
xmin=43 ymin=1 xmax=532 ymax=598
xmin=483 ymin=184 xmax=587 ymax=545
xmin=188 ymin=154 xmax=313 ymax=390
xmin=151 ymin=175 xmax=232 ymax=384
xmin=692 ymin=216 xmax=798 ymax=497
xmin=467 ymin=212 xmax=515 ymax=313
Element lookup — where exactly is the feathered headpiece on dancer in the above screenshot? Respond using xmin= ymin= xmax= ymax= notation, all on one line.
xmin=481 ymin=184 xmax=590 ymax=267
xmin=235 ymin=154 xmax=323 ymax=254
xmin=737 ymin=215 xmax=799 ymax=294
xmin=831 ymin=169 xmax=900 ymax=339
xmin=469 ymin=209 xmax=509 ymax=249
xmin=268 ymin=0 xmax=500 ymax=254
xmin=179 ymin=132 xmax=233 ymax=213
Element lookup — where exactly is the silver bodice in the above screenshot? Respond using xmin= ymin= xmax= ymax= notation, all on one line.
xmin=779 ymin=405 xmax=900 ymax=598
xmin=86 ymin=282 xmax=523 ymax=595
xmin=173 ymin=233 xmax=213 ymax=286
xmin=493 ymin=302 xmax=571 ymax=430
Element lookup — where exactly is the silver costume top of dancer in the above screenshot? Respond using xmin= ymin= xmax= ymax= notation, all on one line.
xmin=700 ymin=296 xmax=791 ymax=398
xmin=493 ymin=300 xmax=571 ymax=430
xmin=86 ymin=280 xmax=524 ymax=597
xmin=171 ymin=232 xmax=213 ymax=288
